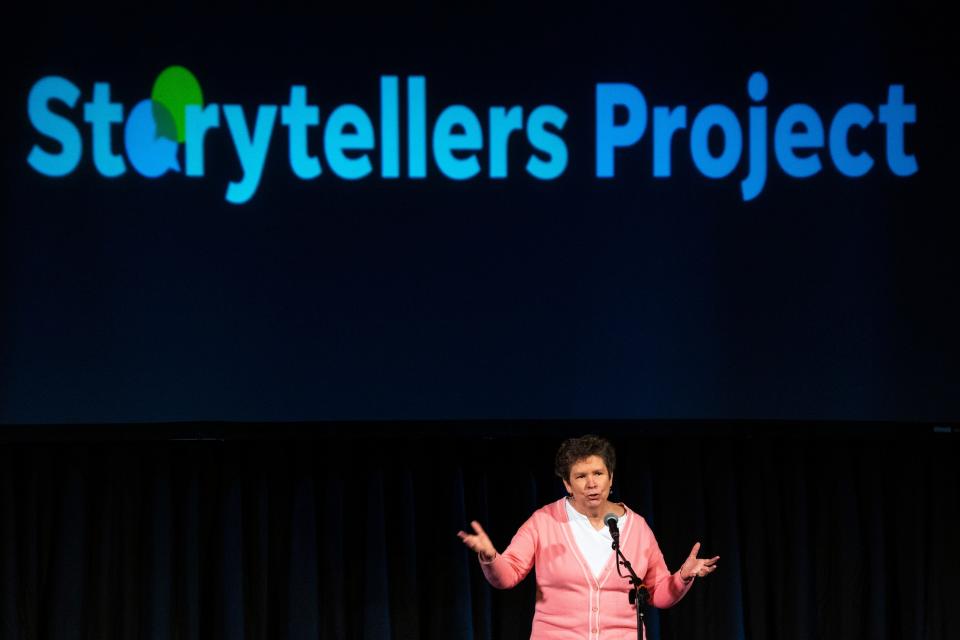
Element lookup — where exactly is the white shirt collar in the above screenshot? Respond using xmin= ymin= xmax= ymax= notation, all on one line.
xmin=564 ymin=498 xmax=625 ymax=578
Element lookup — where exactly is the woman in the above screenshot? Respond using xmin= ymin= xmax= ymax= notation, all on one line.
xmin=458 ymin=434 xmax=718 ymax=639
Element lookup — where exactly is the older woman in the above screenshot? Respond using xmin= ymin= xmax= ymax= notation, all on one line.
xmin=458 ymin=434 xmax=718 ymax=639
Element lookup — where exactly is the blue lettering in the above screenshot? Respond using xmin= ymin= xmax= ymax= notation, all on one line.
xmin=408 ymin=76 xmax=427 ymax=178
xmin=652 ymin=106 xmax=687 ymax=178
xmin=24 ymin=73 xmax=920 ymax=202
xmin=829 ymin=103 xmax=874 ymax=177
xmin=281 ymin=85 xmax=320 ymax=179
xmin=878 ymin=85 xmax=917 ymax=176
xmin=741 ymin=71 xmax=768 ymax=201
xmin=489 ymin=106 xmax=523 ymax=178
xmin=380 ymin=76 xmax=399 ymax=178
xmin=596 ymin=83 xmax=647 ymax=178
xmin=433 ymin=105 xmax=482 ymax=180
xmin=690 ymin=105 xmax=742 ymax=178
xmin=27 ymin=76 xmax=82 ymax=177
xmin=324 ymin=105 xmax=374 ymax=180
xmin=774 ymin=104 xmax=823 ymax=178
xmin=185 ymin=103 xmax=220 ymax=177
xmin=525 ymin=105 xmax=568 ymax=180
xmin=223 ymin=104 xmax=278 ymax=204
xmin=83 ymin=82 xmax=125 ymax=177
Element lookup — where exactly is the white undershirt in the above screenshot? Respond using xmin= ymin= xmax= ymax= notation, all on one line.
xmin=564 ymin=498 xmax=624 ymax=579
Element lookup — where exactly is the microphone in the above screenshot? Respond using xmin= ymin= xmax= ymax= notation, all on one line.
xmin=603 ymin=512 xmax=620 ymax=541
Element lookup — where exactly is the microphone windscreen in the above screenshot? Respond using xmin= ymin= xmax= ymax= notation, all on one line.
xmin=603 ymin=512 xmax=619 ymax=527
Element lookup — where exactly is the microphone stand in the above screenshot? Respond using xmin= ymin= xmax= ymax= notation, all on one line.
xmin=611 ymin=531 xmax=648 ymax=640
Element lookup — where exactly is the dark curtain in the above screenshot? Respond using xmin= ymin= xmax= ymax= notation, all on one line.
xmin=1 ymin=428 xmax=957 ymax=640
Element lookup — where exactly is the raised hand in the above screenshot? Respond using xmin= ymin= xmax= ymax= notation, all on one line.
xmin=679 ymin=542 xmax=719 ymax=580
xmin=457 ymin=520 xmax=498 ymax=562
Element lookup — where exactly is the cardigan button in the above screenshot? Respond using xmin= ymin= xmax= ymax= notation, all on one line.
xmin=592 ymin=606 xmax=598 ymax=612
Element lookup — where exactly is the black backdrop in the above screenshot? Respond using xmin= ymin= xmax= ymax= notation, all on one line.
xmin=1 ymin=425 xmax=958 ymax=640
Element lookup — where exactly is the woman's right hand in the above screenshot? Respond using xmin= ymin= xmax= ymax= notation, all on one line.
xmin=457 ymin=520 xmax=497 ymax=562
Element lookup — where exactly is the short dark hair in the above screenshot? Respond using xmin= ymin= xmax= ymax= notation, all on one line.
xmin=554 ymin=434 xmax=616 ymax=481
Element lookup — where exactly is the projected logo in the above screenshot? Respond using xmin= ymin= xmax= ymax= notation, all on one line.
xmin=124 ymin=66 xmax=203 ymax=177
xmin=25 ymin=67 xmax=918 ymax=205
xmin=27 ymin=66 xmax=203 ymax=181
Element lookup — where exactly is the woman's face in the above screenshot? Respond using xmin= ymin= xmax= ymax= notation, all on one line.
xmin=563 ymin=455 xmax=613 ymax=513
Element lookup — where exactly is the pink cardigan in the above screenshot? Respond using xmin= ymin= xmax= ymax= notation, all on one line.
xmin=480 ymin=498 xmax=692 ymax=639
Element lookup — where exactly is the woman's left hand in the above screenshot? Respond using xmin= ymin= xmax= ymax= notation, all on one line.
xmin=679 ymin=542 xmax=719 ymax=581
